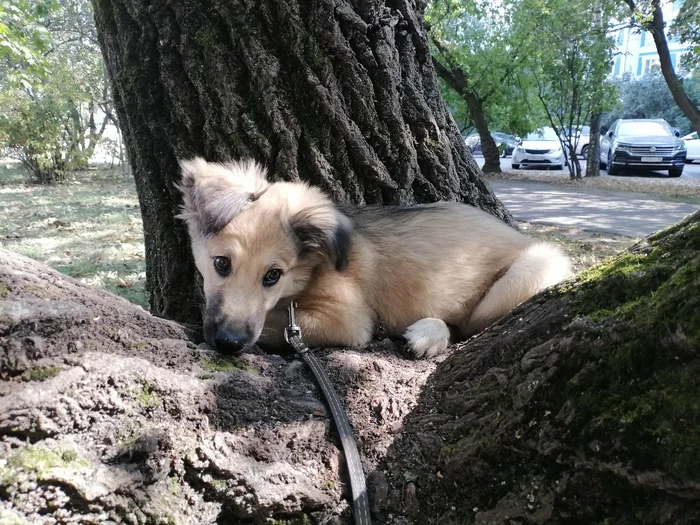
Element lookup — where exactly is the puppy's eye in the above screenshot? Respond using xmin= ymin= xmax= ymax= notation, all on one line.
xmin=213 ymin=256 xmax=231 ymax=276
xmin=262 ymin=268 xmax=282 ymax=287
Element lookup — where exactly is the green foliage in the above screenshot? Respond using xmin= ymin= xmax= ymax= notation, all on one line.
xmin=0 ymin=0 xmax=115 ymax=184
xmin=604 ymin=70 xmax=700 ymax=134
xmin=671 ymin=0 xmax=700 ymax=70
xmin=1 ymin=86 xmax=78 ymax=182
xmin=515 ymin=0 xmax=620 ymax=177
xmin=427 ymin=0 xmax=547 ymax=137
xmin=0 ymin=0 xmax=55 ymax=84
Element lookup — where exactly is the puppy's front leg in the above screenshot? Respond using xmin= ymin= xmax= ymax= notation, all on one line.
xmin=295 ymin=300 xmax=375 ymax=347
xmin=259 ymin=300 xmax=374 ymax=350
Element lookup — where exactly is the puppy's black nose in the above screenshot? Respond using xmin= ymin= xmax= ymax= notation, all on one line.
xmin=214 ymin=328 xmax=247 ymax=354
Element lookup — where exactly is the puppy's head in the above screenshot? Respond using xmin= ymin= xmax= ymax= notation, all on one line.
xmin=176 ymin=157 xmax=352 ymax=353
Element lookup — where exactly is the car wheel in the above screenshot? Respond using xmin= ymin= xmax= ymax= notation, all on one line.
xmin=581 ymin=145 xmax=589 ymax=159
xmin=669 ymin=167 xmax=683 ymax=178
xmin=607 ymin=151 xmax=620 ymax=175
xmin=554 ymin=164 xmax=564 ymax=170
xmin=511 ymin=163 xmax=520 ymax=169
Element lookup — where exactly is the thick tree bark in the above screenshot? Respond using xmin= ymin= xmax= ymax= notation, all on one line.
xmin=91 ymin=0 xmax=511 ymax=324
xmin=3 ymin=211 xmax=699 ymax=523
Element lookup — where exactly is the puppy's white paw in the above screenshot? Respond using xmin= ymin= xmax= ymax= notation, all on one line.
xmin=404 ymin=318 xmax=450 ymax=359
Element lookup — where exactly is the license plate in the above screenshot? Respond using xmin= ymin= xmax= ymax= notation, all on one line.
xmin=641 ymin=156 xmax=663 ymax=162
xmin=528 ymin=155 xmax=544 ymax=160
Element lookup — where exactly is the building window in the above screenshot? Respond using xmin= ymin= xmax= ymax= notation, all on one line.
xmin=617 ymin=29 xmax=624 ymax=45
xmin=643 ymin=56 xmax=660 ymax=74
xmin=640 ymin=31 xmax=647 ymax=47
xmin=614 ymin=56 xmax=621 ymax=76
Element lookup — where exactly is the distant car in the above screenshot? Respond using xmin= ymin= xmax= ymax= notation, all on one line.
xmin=562 ymin=126 xmax=591 ymax=157
xmin=682 ymin=132 xmax=700 ymax=163
xmin=511 ymin=128 xmax=566 ymax=170
xmin=600 ymin=119 xmax=686 ymax=177
xmin=465 ymin=132 xmax=518 ymax=157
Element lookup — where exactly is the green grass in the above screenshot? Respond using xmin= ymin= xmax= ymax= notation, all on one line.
xmin=0 ymin=165 xmax=148 ymax=308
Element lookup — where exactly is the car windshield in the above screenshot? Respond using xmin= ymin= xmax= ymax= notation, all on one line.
xmin=617 ymin=121 xmax=671 ymax=137
xmin=525 ymin=128 xmax=558 ymax=141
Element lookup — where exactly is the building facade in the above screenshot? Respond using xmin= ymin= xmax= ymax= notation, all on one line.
xmin=611 ymin=2 xmax=690 ymax=78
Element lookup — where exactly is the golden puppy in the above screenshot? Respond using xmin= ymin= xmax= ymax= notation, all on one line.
xmin=177 ymin=158 xmax=571 ymax=358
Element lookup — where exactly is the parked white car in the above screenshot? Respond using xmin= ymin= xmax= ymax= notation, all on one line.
xmin=574 ymin=126 xmax=590 ymax=157
xmin=682 ymin=132 xmax=700 ymax=163
xmin=511 ymin=128 xmax=566 ymax=170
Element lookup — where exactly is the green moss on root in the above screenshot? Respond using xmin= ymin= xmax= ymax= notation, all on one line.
xmin=200 ymin=355 xmax=257 ymax=374
xmin=135 ymin=380 xmax=162 ymax=409
xmin=565 ymin=216 xmax=700 ymax=480
xmin=430 ymin=213 xmax=700 ymax=523
xmin=21 ymin=366 xmax=61 ymax=382
xmin=0 ymin=446 xmax=89 ymax=487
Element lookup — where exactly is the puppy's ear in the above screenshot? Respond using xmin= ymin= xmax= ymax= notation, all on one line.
xmin=176 ymin=157 xmax=269 ymax=236
xmin=287 ymin=187 xmax=353 ymax=271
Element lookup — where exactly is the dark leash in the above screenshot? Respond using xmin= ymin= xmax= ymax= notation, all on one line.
xmin=285 ymin=302 xmax=372 ymax=525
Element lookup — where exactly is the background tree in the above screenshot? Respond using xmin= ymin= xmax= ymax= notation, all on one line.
xmin=516 ymin=0 xmax=617 ymax=179
xmin=586 ymin=0 xmax=605 ymax=178
xmin=0 ymin=0 xmax=116 ymax=183
xmin=426 ymin=0 xmax=543 ymax=172
xmin=623 ymin=0 xmax=700 ymax=133
xmin=605 ymin=70 xmax=700 ymax=134
xmin=91 ymin=0 xmax=512 ymax=325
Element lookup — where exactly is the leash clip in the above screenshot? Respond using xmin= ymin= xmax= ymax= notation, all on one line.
xmin=284 ymin=301 xmax=302 ymax=344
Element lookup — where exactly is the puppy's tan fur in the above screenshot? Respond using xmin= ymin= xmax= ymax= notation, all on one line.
xmin=177 ymin=158 xmax=571 ymax=358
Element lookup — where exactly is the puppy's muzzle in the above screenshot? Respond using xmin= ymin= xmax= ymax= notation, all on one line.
xmin=213 ymin=326 xmax=249 ymax=354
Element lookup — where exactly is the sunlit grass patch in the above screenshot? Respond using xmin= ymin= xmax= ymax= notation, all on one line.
xmin=0 ymin=166 xmax=148 ymax=308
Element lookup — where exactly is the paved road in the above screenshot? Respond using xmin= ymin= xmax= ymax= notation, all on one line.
xmin=477 ymin=155 xmax=700 ymax=179
xmin=488 ymin=180 xmax=699 ymax=237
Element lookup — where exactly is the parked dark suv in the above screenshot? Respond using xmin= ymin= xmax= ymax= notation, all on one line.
xmin=599 ymin=118 xmax=686 ymax=177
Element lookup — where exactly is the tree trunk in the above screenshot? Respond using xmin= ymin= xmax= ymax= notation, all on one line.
xmin=3 ymin=210 xmax=699 ymax=523
xmin=467 ymin=92 xmax=502 ymax=173
xmin=586 ymin=111 xmax=602 ymax=177
xmin=644 ymin=0 xmax=700 ymax=134
xmin=430 ymin=56 xmax=502 ymax=173
xmin=91 ymin=0 xmax=511 ymax=325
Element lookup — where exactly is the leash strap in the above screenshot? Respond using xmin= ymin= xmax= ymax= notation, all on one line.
xmin=285 ymin=302 xmax=371 ymax=525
